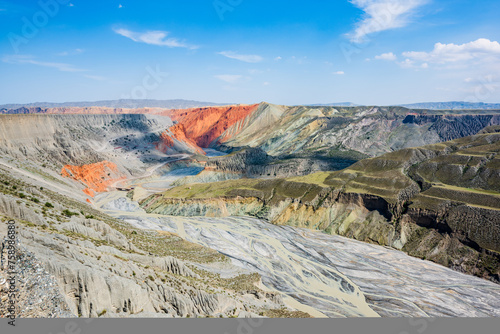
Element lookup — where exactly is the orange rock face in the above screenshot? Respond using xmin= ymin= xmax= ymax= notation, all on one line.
xmin=82 ymin=188 xmax=96 ymax=198
xmin=164 ymin=104 xmax=259 ymax=147
xmin=61 ymin=161 xmax=123 ymax=195
xmin=156 ymin=123 xmax=206 ymax=154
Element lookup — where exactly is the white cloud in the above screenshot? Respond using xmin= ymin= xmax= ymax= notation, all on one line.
xmin=118 ymin=4 xmax=123 ymax=8
xmin=399 ymin=58 xmax=414 ymax=68
xmin=263 ymin=82 xmax=271 ymax=86
xmin=460 ymin=75 xmax=499 ymax=102
xmin=218 ymin=51 xmax=263 ymax=63
xmin=402 ymin=38 xmax=500 ymax=65
xmin=2 ymin=55 xmax=86 ymax=72
xmin=348 ymin=0 xmax=428 ymax=43
xmin=375 ymin=52 xmax=397 ymax=61
xmin=214 ymin=74 xmax=243 ymax=83
xmin=274 ymin=56 xmax=282 ymax=61
xmin=333 ymin=71 xmax=345 ymax=75
xmin=113 ymin=28 xmax=198 ymax=49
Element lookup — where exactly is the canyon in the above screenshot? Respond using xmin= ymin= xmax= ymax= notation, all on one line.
xmin=0 ymin=103 xmax=499 ymax=318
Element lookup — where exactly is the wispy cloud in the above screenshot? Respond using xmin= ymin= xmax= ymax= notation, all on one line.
xmin=214 ymin=74 xmax=243 ymax=83
xmin=375 ymin=52 xmax=397 ymax=61
xmin=56 ymin=48 xmax=84 ymax=56
xmin=333 ymin=71 xmax=345 ymax=75
xmin=402 ymin=38 xmax=500 ymax=65
xmin=348 ymin=0 xmax=428 ymax=43
xmin=2 ymin=54 xmax=108 ymax=81
xmin=289 ymin=56 xmax=308 ymax=65
xmin=218 ymin=51 xmax=263 ymax=63
xmin=113 ymin=28 xmax=198 ymax=49
xmin=2 ymin=55 xmax=86 ymax=72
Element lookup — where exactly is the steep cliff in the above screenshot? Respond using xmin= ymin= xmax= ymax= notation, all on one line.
xmin=163 ymin=104 xmax=260 ymax=147
xmin=200 ymin=147 xmax=355 ymax=180
xmin=156 ymin=123 xmax=205 ymax=155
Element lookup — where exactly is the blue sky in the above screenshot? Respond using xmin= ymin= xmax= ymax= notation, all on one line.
xmin=1 ymin=0 xmax=500 ymax=105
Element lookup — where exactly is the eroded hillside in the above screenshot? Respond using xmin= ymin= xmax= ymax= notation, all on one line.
xmin=5 ymin=103 xmax=499 ymax=161
xmin=0 ymin=114 xmax=194 ymax=201
xmin=0 ymin=163 xmax=299 ymax=318
xmin=140 ymin=127 xmax=500 ymax=282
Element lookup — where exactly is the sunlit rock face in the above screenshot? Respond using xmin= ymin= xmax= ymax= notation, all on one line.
xmin=156 ymin=124 xmax=206 ymax=155
xmin=163 ymin=104 xmax=260 ymax=147
xmin=61 ymin=161 xmax=124 ymax=197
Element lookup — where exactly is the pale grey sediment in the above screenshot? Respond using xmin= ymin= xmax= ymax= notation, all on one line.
xmin=96 ymin=192 xmax=500 ymax=318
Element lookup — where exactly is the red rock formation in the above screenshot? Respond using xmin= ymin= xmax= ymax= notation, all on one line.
xmin=61 ymin=161 xmax=124 ymax=195
xmin=156 ymin=123 xmax=206 ymax=154
xmin=163 ymin=104 xmax=259 ymax=147
xmin=156 ymin=132 xmax=175 ymax=150
xmin=83 ymin=188 xmax=95 ymax=198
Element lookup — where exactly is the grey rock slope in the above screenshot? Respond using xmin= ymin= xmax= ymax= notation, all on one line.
xmin=219 ymin=103 xmax=500 ymax=159
xmin=0 ymin=114 xmax=172 ymax=168
xmin=0 ymin=166 xmax=292 ymax=318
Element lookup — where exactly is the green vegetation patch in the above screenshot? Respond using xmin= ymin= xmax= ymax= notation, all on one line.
xmin=263 ymin=308 xmax=312 ymax=318
xmin=287 ymin=172 xmax=332 ymax=187
xmin=158 ymin=178 xmax=260 ymax=199
xmin=126 ymin=230 xmax=227 ymax=264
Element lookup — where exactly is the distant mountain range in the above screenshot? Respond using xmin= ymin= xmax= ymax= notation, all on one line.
xmin=0 ymin=99 xmax=231 ymax=110
xmin=308 ymin=102 xmax=500 ymax=110
xmin=2 ymin=100 xmax=500 ymax=111
xmin=306 ymin=102 xmax=360 ymax=107
xmin=398 ymin=101 xmax=500 ymax=110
